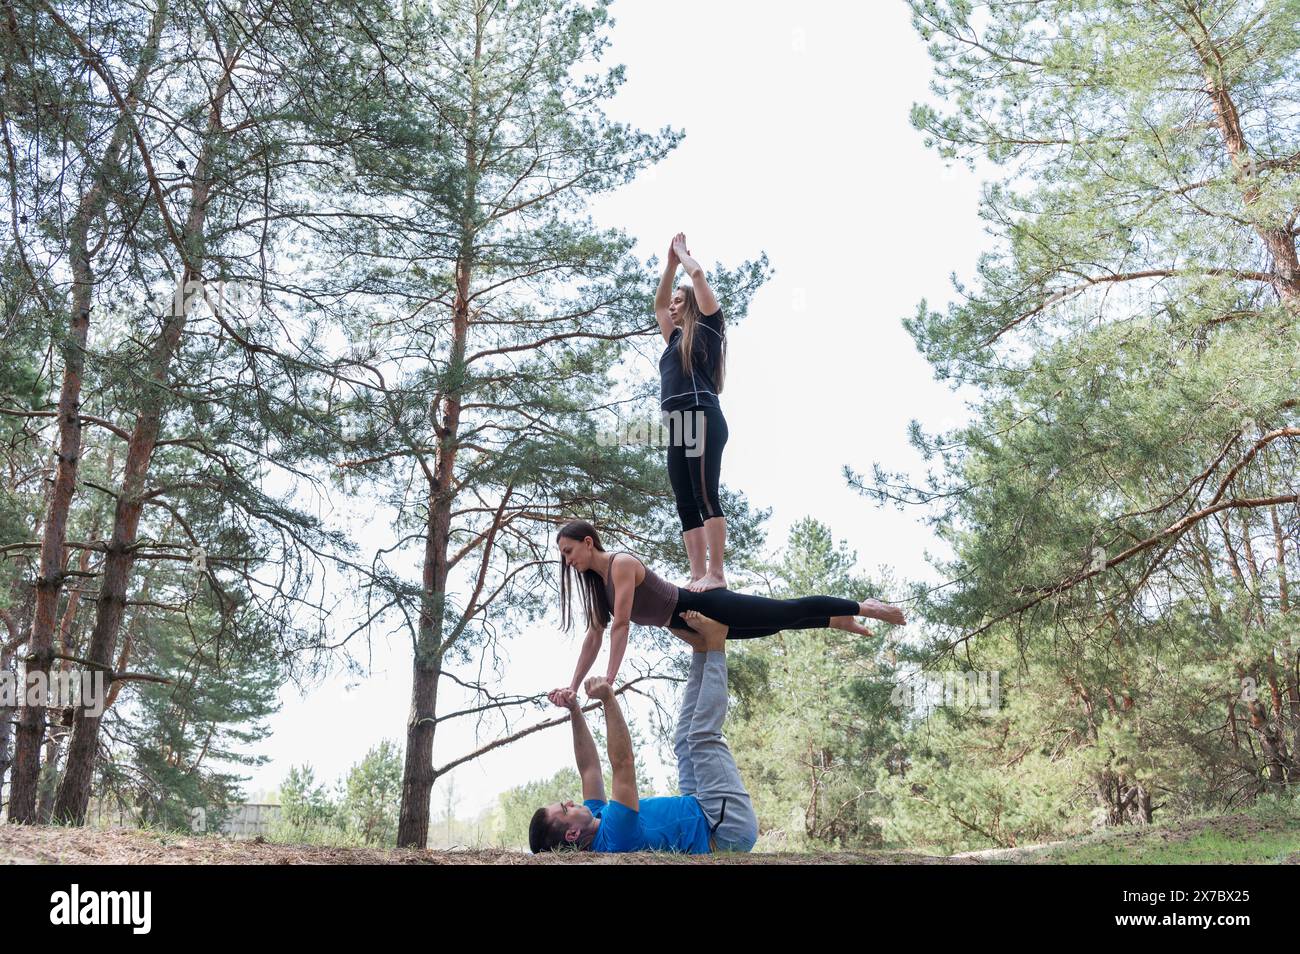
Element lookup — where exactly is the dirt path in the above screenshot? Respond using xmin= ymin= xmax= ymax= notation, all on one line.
xmin=0 ymin=824 xmax=976 ymax=864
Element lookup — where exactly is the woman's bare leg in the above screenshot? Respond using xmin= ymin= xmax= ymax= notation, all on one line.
xmin=687 ymin=516 xmax=728 ymax=592
xmin=682 ymin=527 xmax=708 ymax=587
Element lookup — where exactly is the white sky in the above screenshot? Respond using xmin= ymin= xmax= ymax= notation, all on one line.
xmin=227 ymin=0 xmax=989 ymax=826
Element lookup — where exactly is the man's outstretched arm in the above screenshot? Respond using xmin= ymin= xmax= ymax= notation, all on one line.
xmin=549 ymin=688 xmax=605 ymax=802
xmin=584 ymin=676 xmax=638 ymax=812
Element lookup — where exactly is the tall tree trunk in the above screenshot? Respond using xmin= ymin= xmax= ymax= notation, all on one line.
xmin=396 ymin=253 xmax=472 ymax=848
xmin=52 ymin=50 xmax=233 ymax=825
xmin=396 ymin=6 xmax=483 ymax=849
xmin=396 ymin=497 xmax=446 ymax=849
xmin=8 ymin=0 xmax=168 ymax=823
xmin=34 ymin=495 xmax=103 ymax=822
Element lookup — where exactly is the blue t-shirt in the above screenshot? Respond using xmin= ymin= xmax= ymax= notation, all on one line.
xmin=659 ymin=310 xmax=725 ymax=412
xmin=586 ymin=796 xmax=712 ymax=854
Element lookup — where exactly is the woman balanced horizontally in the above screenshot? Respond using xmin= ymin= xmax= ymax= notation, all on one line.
xmin=551 ymin=520 xmax=906 ymax=696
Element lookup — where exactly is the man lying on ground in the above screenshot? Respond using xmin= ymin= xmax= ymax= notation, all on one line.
xmin=529 ymin=610 xmax=758 ymax=854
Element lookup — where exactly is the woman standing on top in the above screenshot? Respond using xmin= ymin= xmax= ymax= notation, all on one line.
xmin=551 ymin=520 xmax=906 ymax=697
xmin=656 ymin=232 xmax=729 ymax=592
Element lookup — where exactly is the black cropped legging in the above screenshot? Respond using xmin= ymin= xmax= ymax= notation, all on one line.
xmin=668 ymin=587 xmax=859 ymax=640
xmin=666 ymin=405 xmax=727 ymax=533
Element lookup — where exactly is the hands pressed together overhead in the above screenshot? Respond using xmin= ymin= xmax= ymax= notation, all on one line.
xmin=670 ymin=231 xmax=691 ymax=264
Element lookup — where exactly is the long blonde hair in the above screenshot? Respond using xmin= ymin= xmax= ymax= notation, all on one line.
xmin=676 ymin=284 xmax=727 ymax=393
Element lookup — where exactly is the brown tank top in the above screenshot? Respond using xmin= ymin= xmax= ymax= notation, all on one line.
xmin=602 ymin=552 xmax=679 ymax=627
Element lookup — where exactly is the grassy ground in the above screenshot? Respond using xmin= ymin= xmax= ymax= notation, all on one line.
xmin=1004 ymin=804 xmax=1300 ymax=865
xmin=947 ymin=799 xmax=1300 ymax=864
xmin=2 ymin=805 xmax=1297 ymax=863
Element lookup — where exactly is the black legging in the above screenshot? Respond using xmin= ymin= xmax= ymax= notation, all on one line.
xmin=666 ymin=405 xmax=727 ymax=532
xmin=669 ymin=587 xmax=859 ymax=640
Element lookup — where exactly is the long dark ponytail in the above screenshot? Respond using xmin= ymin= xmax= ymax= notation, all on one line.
xmin=557 ymin=519 xmax=612 ymax=632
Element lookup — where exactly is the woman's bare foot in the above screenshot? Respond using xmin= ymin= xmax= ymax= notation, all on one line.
xmin=859 ymin=599 xmax=906 ymax=626
xmin=829 ymin=616 xmax=874 ymax=637
xmin=687 ymin=571 xmax=727 ymax=592
xmin=681 ymin=610 xmax=728 ymax=649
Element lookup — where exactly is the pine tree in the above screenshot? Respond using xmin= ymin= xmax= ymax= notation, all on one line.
xmin=312 ymin=0 xmax=770 ymax=847
xmin=341 ymin=740 xmax=403 ymax=846
xmin=3 ymin=0 xmax=428 ymax=823
xmin=853 ymin=0 xmax=1300 ymax=828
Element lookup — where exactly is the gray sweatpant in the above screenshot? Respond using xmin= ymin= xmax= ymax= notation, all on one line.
xmin=673 ymin=651 xmax=758 ymax=852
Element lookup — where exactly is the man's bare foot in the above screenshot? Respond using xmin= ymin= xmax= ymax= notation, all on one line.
xmin=829 ymin=616 xmax=874 ymax=637
xmin=681 ymin=610 xmax=728 ymax=650
xmin=859 ymin=599 xmax=906 ymax=626
xmin=687 ymin=572 xmax=727 ymax=592
xmin=668 ymin=627 xmax=706 ymax=652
